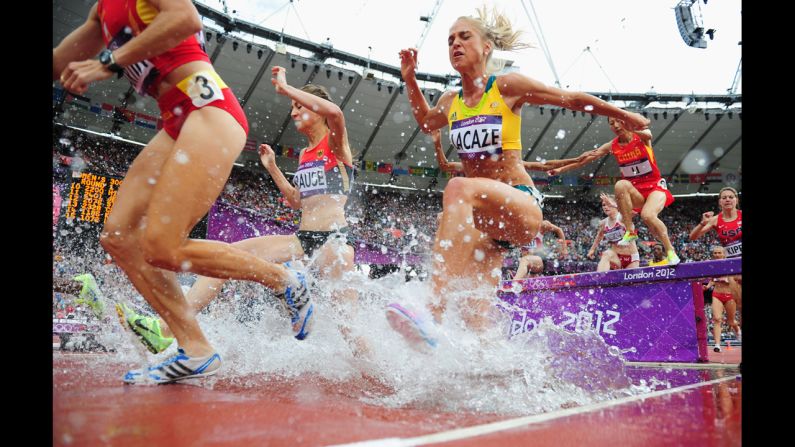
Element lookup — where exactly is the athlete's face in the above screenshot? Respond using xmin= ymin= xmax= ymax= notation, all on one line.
xmin=602 ymin=201 xmax=617 ymax=216
xmin=719 ymin=191 xmax=737 ymax=210
xmin=711 ymin=247 xmax=726 ymax=259
xmin=653 ymin=245 xmax=664 ymax=257
xmin=448 ymin=19 xmax=490 ymax=71
xmin=291 ymin=101 xmax=320 ymax=131
xmin=608 ymin=117 xmax=627 ymax=135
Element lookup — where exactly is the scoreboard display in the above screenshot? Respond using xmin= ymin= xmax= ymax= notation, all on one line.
xmin=59 ymin=171 xmax=207 ymax=239
xmin=64 ymin=172 xmax=123 ymax=224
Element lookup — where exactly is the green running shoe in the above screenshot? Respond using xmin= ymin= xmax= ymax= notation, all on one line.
xmin=616 ymin=230 xmax=638 ymax=246
xmin=115 ymin=302 xmax=175 ymax=354
xmin=666 ymin=250 xmax=681 ymax=266
xmin=73 ymin=273 xmax=106 ymax=319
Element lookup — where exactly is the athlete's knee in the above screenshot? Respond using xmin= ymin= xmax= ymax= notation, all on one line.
xmin=640 ymin=209 xmax=660 ymax=225
xmin=712 ymin=318 xmax=722 ymax=326
xmin=341 ymin=245 xmax=355 ymax=266
xmin=443 ymin=177 xmax=474 ymax=206
xmin=141 ymin=232 xmax=182 ymax=270
xmin=100 ymin=225 xmax=136 ymax=258
xmin=614 ymin=180 xmax=633 ymax=194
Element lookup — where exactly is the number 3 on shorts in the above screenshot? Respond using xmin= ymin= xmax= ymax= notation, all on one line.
xmin=179 ymin=70 xmax=226 ymax=108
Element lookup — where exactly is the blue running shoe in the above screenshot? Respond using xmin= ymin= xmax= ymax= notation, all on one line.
xmin=385 ymin=302 xmax=438 ymax=351
xmin=277 ymin=262 xmax=314 ymax=340
xmin=123 ymin=348 xmax=221 ymax=385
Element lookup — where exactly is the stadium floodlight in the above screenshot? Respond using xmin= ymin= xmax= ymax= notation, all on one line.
xmin=674 ymin=0 xmax=712 ymax=49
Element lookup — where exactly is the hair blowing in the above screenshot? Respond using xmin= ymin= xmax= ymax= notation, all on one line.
xmin=299 ymin=83 xmax=332 ymax=127
xmin=460 ymin=6 xmax=533 ymax=74
xmin=300 ymin=84 xmax=331 ymax=102
xmin=300 ymin=83 xmax=360 ymax=157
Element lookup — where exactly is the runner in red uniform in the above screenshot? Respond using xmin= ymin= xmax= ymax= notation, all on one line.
xmin=53 ymin=0 xmax=313 ymax=384
xmin=703 ymin=246 xmax=741 ymax=352
xmin=117 ymin=75 xmax=372 ymax=359
xmin=689 ymin=186 xmax=742 ymax=310
xmin=689 ymin=187 xmax=742 ymax=258
xmin=547 ymin=115 xmax=679 ymax=264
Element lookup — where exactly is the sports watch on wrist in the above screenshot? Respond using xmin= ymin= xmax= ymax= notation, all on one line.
xmin=98 ymin=49 xmax=124 ymax=76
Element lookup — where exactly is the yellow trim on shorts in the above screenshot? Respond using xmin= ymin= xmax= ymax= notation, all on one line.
xmin=175 ymin=70 xmax=229 ymax=92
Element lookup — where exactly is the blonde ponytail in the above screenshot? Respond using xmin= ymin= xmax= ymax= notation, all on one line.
xmin=460 ymin=5 xmax=533 ymax=74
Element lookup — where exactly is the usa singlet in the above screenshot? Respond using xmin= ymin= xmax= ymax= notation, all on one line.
xmin=447 ymin=75 xmax=521 ymax=160
xmin=715 ymin=210 xmax=742 ymax=258
xmin=292 ymin=134 xmax=354 ymax=199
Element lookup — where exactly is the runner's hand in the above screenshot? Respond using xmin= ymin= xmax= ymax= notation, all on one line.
xmin=271 ymin=66 xmax=289 ymax=95
xmin=399 ymin=48 xmax=419 ymax=81
xmin=60 ymin=59 xmax=114 ymax=95
xmin=259 ymin=143 xmax=276 ymax=167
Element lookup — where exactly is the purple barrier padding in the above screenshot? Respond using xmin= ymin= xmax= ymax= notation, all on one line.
xmin=499 ymin=281 xmax=700 ymax=362
xmin=497 ymin=258 xmax=741 ymax=363
xmin=206 ymin=202 xmax=423 ymax=265
xmin=691 ymin=282 xmax=708 ymax=362
xmin=352 ymin=246 xmax=423 ymax=265
xmin=52 ymin=322 xmax=101 ymax=334
xmin=506 ymin=258 xmax=741 ymax=292
xmin=207 ymin=202 xmax=295 ymax=243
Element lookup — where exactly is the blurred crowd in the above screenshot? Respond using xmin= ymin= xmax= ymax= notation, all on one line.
xmin=53 ymin=127 xmax=723 ymax=271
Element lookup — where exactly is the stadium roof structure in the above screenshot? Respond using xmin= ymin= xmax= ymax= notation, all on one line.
xmin=53 ymin=0 xmax=741 ymax=196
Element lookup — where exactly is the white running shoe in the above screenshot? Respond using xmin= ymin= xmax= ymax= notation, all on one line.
xmin=123 ymin=348 xmax=221 ymax=385
xmin=278 ymin=262 xmax=314 ymax=340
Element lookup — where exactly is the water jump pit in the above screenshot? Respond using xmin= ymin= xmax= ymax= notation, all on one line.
xmin=54 ymin=258 xmax=741 ymax=446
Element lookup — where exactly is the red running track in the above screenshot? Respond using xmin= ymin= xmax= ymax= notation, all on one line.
xmin=53 ymin=352 xmax=740 ymax=447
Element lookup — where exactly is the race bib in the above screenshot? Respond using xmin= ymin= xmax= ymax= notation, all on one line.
xmin=293 ymin=161 xmax=328 ymax=197
xmin=177 ymin=70 xmax=227 ymax=107
xmin=450 ymin=115 xmax=502 ymax=159
xmin=619 ymin=159 xmax=653 ymax=178
xmin=604 ymin=226 xmax=624 ymax=243
xmin=724 ymin=241 xmax=742 ymax=257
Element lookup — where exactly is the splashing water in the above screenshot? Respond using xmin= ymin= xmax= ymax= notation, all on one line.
xmin=55 ymin=251 xmax=651 ymax=417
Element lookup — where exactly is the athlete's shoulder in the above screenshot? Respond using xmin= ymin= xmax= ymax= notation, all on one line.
xmin=438 ymin=89 xmax=459 ymax=103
